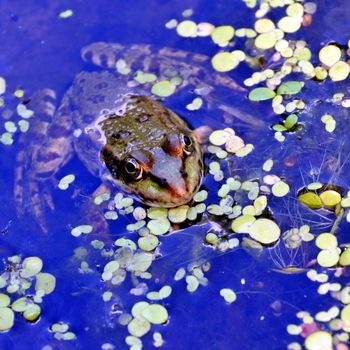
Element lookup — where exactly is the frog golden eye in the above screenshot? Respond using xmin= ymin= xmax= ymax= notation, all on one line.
xmin=181 ymin=134 xmax=193 ymax=154
xmin=124 ymin=158 xmax=142 ymax=180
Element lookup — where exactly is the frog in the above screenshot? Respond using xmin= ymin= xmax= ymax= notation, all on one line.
xmin=14 ymin=42 xmax=254 ymax=233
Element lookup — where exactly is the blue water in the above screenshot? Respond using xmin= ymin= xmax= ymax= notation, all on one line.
xmin=0 ymin=0 xmax=350 ymax=349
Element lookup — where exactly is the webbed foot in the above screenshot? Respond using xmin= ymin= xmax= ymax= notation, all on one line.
xmin=14 ymin=88 xmax=73 ymax=233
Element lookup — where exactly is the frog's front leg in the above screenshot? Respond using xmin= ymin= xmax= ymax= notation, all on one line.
xmin=15 ymin=90 xmax=74 ymax=233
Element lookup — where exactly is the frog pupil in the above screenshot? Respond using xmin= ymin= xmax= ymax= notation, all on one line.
xmin=125 ymin=159 xmax=138 ymax=174
xmin=183 ymin=135 xmax=192 ymax=147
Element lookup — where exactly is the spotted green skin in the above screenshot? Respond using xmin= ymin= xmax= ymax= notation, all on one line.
xmin=30 ymin=69 xmax=203 ymax=208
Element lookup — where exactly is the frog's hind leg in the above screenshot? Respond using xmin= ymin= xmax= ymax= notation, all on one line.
xmin=81 ymin=42 xmax=245 ymax=90
xmin=80 ymin=42 xmax=262 ymax=128
xmin=81 ymin=42 xmax=133 ymax=69
xmin=14 ymin=89 xmax=56 ymax=217
xmin=15 ymin=89 xmax=74 ymax=233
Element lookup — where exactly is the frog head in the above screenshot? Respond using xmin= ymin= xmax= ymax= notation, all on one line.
xmin=102 ymin=131 xmax=203 ymax=207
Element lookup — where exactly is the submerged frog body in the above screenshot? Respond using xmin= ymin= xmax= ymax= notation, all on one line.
xmin=91 ymin=93 xmax=203 ymax=207
xmin=14 ymin=42 xmax=247 ymax=232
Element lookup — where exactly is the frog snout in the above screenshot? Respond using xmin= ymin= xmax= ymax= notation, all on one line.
xmin=166 ymin=178 xmax=188 ymax=199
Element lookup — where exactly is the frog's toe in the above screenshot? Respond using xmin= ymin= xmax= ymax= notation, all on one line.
xmin=31 ymin=88 xmax=56 ymax=116
xmin=42 ymin=180 xmax=55 ymax=211
xmin=81 ymin=42 xmax=124 ymax=69
xmin=28 ymin=180 xmax=49 ymax=233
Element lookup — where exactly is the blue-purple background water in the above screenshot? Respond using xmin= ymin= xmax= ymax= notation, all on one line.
xmin=0 ymin=0 xmax=349 ymax=349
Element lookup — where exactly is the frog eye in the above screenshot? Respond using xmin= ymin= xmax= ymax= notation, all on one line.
xmin=181 ymin=134 xmax=193 ymax=154
xmin=124 ymin=158 xmax=143 ymax=180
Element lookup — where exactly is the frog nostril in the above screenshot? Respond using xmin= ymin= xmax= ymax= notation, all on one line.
xmin=163 ymin=134 xmax=182 ymax=156
xmin=160 ymin=178 xmax=167 ymax=186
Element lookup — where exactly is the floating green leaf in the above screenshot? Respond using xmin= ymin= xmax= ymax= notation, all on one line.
xmin=151 ymin=81 xmax=176 ymax=97
xmin=277 ymin=81 xmax=304 ymax=95
xmin=248 ymin=87 xmax=276 ymax=101
xmin=0 ymin=307 xmax=14 ymax=331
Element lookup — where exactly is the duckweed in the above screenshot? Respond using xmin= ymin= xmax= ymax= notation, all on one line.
xmin=249 ymin=218 xmax=281 ymax=244
xmin=231 ymin=215 xmax=256 ymax=233
xmin=142 ymin=304 xmax=168 ymax=324
xmin=298 ymin=192 xmax=323 ymax=209
xmin=138 ymin=235 xmax=159 ymax=252
xmin=329 ymin=61 xmax=350 ymax=82
xmin=210 ymin=26 xmax=234 ymax=45
xmin=128 ymin=317 xmax=151 ymax=337
xmin=255 ymin=32 xmax=277 ymax=50
xmin=71 ymin=225 xmax=93 ymax=237
xmin=277 ymin=81 xmax=304 ymax=95
xmin=220 ymin=288 xmax=237 ymax=303
xmin=23 ymin=304 xmax=41 ymax=321
xmin=58 ymin=174 xmax=75 ymax=190
xmin=21 ymin=257 xmax=43 ymax=278
xmin=209 ymin=129 xmax=231 ymax=146
xmin=319 ymin=190 xmax=341 ymax=207
xmin=271 ymin=181 xmax=290 ymax=197
xmin=176 ymin=20 xmax=197 ymax=37
xmin=339 ymin=249 xmax=350 ymax=266
xmin=277 ymin=16 xmax=301 ymax=33
xmin=319 ymin=45 xmax=341 ymax=67
xmin=35 ymin=273 xmax=56 ymax=295
xmin=225 ymin=135 xmax=245 ymax=153
xmin=59 ymin=9 xmax=73 ymax=18
xmin=153 ymin=332 xmax=164 ymax=347
xmin=254 ymin=18 xmax=275 ymax=33
xmin=168 ymin=205 xmax=189 ymax=223
xmin=316 ymin=249 xmax=339 ymax=268
xmin=211 ymin=52 xmax=240 ymax=72
xmin=315 ymin=233 xmax=337 ymax=250
xmin=304 ymin=331 xmax=333 ymax=350
xmin=263 ymin=159 xmax=274 ymax=171
xmin=186 ymin=275 xmax=199 ymax=293
xmin=0 ymin=77 xmax=5 ymax=94
xmin=0 ymin=307 xmax=14 ymax=331
xmin=248 ymin=87 xmax=276 ymax=101
xmin=151 ymin=81 xmax=176 ymax=97
xmin=174 ymin=268 xmax=186 ymax=281
xmin=186 ymin=97 xmax=203 ymax=110
xmin=147 ymin=219 xmax=170 ymax=236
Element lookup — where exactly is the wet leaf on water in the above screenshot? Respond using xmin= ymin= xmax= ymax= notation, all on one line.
xmin=142 ymin=304 xmax=168 ymax=324
xmin=304 ymin=331 xmax=332 ymax=350
xmin=298 ymin=192 xmax=322 ymax=209
xmin=176 ymin=20 xmax=197 ymax=37
xmin=210 ymin=26 xmax=234 ymax=45
xmin=277 ymin=81 xmax=304 ymax=95
xmin=319 ymin=45 xmax=341 ymax=67
xmin=220 ymin=288 xmax=237 ymax=303
xmin=35 ymin=273 xmax=56 ymax=295
xmin=151 ymin=81 xmax=176 ymax=97
xmin=211 ymin=52 xmax=239 ymax=72
xmin=0 ymin=307 xmax=14 ymax=331
xmin=316 ymin=249 xmax=339 ymax=267
xmin=248 ymin=87 xmax=276 ymax=101
xmin=248 ymin=218 xmax=281 ymax=244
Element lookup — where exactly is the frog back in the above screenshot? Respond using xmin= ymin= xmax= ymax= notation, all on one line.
xmin=69 ymin=70 xmax=139 ymax=177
